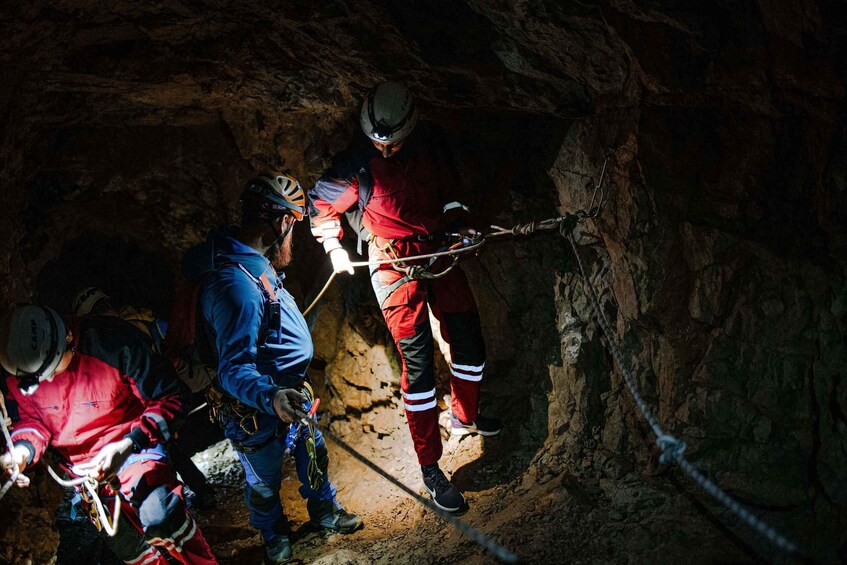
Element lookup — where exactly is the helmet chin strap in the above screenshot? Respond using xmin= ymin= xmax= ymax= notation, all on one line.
xmin=265 ymin=216 xmax=293 ymax=259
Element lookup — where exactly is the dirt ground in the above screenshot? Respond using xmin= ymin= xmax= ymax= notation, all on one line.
xmin=185 ymin=410 xmax=750 ymax=565
xmin=51 ymin=388 xmax=757 ymax=565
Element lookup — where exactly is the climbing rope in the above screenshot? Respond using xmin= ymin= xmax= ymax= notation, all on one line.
xmin=302 ymin=237 xmax=486 ymax=316
xmin=479 ymin=146 xmax=805 ymax=555
xmin=487 ymin=151 xmax=610 ymax=238
xmin=1 ymin=413 xmax=122 ymax=535
xmin=79 ymin=475 xmax=122 ymax=536
xmin=0 ymin=405 xmax=21 ymax=500
xmin=303 ymin=271 xmax=337 ymax=317
xmin=293 ymin=407 xmax=519 ymax=564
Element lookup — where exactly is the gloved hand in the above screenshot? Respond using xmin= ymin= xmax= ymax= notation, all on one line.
xmin=73 ymin=438 xmax=135 ymax=481
xmin=273 ymin=388 xmax=308 ymax=423
xmin=329 ymin=248 xmax=354 ymax=275
xmin=1 ymin=445 xmax=32 ymax=488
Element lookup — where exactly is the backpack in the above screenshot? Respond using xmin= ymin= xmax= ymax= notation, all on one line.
xmin=164 ymin=259 xmax=279 ymax=395
xmin=118 ymin=305 xmax=168 ymax=355
xmin=163 ymin=279 xmax=218 ymax=394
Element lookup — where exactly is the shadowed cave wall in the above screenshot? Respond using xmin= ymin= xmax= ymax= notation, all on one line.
xmin=0 ymin=1 xmax=846 ymax=563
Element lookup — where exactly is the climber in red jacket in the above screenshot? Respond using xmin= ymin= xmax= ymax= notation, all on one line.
xmin=308 ymin=81 xmax=502 ymax=513
xmin=0 ymin=304 xmax=218 ymax=565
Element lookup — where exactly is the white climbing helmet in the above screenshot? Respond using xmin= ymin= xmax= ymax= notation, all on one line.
xmin=360 ymin=81 xmax=418 ymax=143
xmin=0 ymin=305 xmax=68 ymax=394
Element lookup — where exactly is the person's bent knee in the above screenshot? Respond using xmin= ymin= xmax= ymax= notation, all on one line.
xmin=138 ymin=484 xmax=187 ymax=541
xmin=248 ymin=482 xmax=280 ymax=513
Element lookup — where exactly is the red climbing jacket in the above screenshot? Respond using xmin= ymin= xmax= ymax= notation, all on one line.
xmin=6 ymin=315 xmax=184 ymax=470
xmin=308 ymin=121 xmax=472 ymax=245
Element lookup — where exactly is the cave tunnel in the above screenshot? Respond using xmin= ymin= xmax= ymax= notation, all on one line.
xmin=1 ymin=1 xmax=846 ymax=564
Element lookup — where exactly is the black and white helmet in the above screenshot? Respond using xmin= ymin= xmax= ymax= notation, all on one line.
xmin=0 ymin=305 xmax=68 ymax=394
xmin=360 ymin=81 xmax=418 ymax=143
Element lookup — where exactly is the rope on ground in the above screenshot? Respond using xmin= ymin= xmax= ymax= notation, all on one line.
xmin=565 ymin=232 xmax=801 ymax=556
xmin=295 ymin=409 xmax=519 ymax=564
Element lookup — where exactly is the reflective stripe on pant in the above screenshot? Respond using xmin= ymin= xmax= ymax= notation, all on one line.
xmin=370 ymin=243 xmax=486 ymax=466
xmin=235 ymin=428 xmax=337 ymax=541
xmin=93 ymin=509 xmax=168 ymax=565
xmin=112 ymin=450 xmax=218 ymax=565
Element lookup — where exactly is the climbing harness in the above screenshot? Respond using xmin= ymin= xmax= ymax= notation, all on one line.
xmin=0 ymin=422 xmax=123 ymax=537
xmin=302 ymin=232 xmax=486 ymax=316
xmin=206 ymin=384 xmax=260 ymax=436
xmin=2 ymin=392 xmax=123 ymax=535
xmin=78 ymin=475 xmax=122 ymax=536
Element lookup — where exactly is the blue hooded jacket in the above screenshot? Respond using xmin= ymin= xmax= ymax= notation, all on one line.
xmin=182 ymin=226 xmax=313 ymax=444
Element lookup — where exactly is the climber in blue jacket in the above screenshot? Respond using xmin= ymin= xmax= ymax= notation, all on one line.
xmin=181 ymin=174 xmax=362 ymax=564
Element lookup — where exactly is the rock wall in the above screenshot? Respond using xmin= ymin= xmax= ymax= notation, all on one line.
xmin=0 ymin=0 xmax=845 ymax=562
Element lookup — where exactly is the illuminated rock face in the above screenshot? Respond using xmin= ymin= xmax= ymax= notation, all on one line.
xmin=1 ymin=1 xmax=846 ymax=563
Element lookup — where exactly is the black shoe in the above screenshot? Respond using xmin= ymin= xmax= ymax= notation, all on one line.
xmin=450 ymin=413 xmax=502 ymax=437
xmin=313 ymin=507 xmax=363 ymax=533
xmin=264 ymin=535 xmax=292 ymax=564
xmin=421 ymin=464 xmax=465 ymax=512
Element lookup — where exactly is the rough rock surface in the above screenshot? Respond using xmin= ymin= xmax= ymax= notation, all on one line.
xmin=0 ymin=1 xmax=845 ymax=563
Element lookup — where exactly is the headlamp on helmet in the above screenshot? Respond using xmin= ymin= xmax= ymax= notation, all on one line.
xmin=0 ymin=305 xmax=69 ymax=395
xmin=360 ymin=81 xmax=418 ymax=144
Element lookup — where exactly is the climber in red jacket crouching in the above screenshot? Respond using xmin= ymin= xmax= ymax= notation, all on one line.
xmin=0 ymin=304 xmax=218 ymax=565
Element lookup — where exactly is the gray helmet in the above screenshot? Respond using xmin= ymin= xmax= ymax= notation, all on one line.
xmin=0 ymin=305 xmax=68 ymax=394
xmin=360 ymin=81 xmax=418 ymax=143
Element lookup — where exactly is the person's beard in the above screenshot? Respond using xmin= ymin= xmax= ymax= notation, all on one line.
xmin=270 ymin=229 xmax=294 ymax=270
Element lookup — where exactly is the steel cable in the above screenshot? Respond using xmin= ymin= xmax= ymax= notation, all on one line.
xmin=565 ymin=233 xmax=801 ymax=556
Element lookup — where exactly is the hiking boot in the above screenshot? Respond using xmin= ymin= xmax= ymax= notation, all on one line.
xmin=313 ymin=507 xmax=363 ymax=533
xmin=264 ymin=535 xmax=292 ymax=564
xmin=450 ymin=413 xmax=502 ymax=437
xmin=421 ymin=464 xmax=465 ymax=512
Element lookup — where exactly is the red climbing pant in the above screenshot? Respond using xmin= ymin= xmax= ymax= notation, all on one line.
xmin=369 ymin=239 xmax=486 ymax=466
xmin=76 ymin=448 xmax=218 ymax=564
